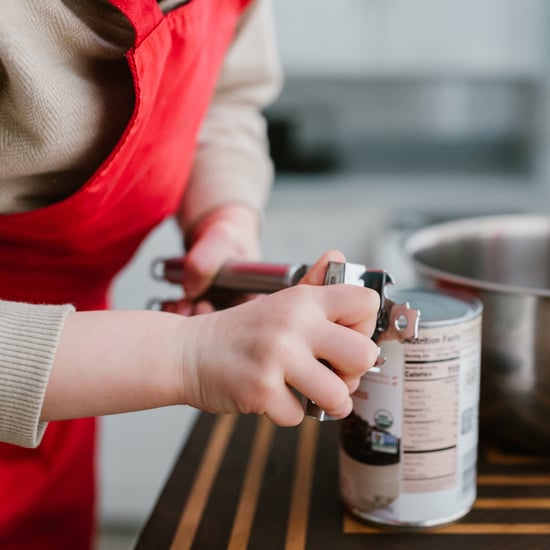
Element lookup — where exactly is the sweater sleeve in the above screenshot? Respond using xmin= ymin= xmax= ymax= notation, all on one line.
xmin=177 ymin=0 xmax=283 ymax=233
xmin=0 ymin=301 xmax=74 ymax=448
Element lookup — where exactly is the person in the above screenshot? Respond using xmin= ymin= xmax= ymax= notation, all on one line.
xmin=0 ymin=1 xmax=380 ymax=548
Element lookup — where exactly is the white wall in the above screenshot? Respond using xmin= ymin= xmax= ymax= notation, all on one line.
xmin=273 ymin=0 xmax=548 ymax=78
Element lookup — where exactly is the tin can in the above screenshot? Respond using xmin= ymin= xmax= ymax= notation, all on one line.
xmin=339 ymin=288 xmax=482 ymax=529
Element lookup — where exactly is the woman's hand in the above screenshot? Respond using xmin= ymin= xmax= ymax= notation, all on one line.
xmin=176 ymin=250 xmax=380 ymax=425
xmin=175 ymin=203 xmax=262 ymax=315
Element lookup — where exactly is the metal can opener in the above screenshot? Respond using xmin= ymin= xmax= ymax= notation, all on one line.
xmin=150 ymin=258 xmax=420 ymax=420
xmin=303 ymin=262 xmax=419 ymax=420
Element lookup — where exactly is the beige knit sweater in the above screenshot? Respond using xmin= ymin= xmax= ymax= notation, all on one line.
xmin=0 ymin=0 xmax=281 ymax=447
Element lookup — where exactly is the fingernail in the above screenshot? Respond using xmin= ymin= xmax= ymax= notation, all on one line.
xmin=175 ymin=302 xmax=193 ymax=316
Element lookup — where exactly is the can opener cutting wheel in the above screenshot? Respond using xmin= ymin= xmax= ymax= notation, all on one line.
xmin=150 ymin=259 xmax=420 ymax=421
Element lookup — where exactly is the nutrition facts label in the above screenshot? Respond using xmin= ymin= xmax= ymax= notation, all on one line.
xmin=400 ymin=319 xmax=479 ymax=493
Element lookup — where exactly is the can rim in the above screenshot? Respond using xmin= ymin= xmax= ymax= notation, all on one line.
xmin=389 ymin=287 xmax=482 ymax=327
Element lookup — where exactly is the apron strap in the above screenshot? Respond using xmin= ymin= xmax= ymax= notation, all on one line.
xmin=108 ymin=0 xmax=164 ymax=45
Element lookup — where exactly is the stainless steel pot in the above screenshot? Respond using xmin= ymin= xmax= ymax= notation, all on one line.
xmin=404 ymin=214 xmax=550 ymax=454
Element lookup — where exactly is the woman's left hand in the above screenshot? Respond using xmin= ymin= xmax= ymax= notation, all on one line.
xmin=173 ymin=203 xmax=262 ymax=315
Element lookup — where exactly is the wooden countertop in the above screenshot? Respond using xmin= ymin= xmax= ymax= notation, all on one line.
xmin=134 ymin=412 xmax=550 ymax=550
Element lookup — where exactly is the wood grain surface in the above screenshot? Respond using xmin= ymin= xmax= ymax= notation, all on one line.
xmin=135 ymin=412 xmax=550 ymax=550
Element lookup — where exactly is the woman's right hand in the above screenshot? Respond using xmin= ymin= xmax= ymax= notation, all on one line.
xmin=176 ymin=251 xmax=380 ymax=425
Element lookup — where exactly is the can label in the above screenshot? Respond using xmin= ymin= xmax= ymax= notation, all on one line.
xmin=340 ymin=290 xmax=482 ymax=527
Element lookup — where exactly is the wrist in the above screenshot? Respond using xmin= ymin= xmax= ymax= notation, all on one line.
xmin=172 ymin=313 xmax=211 ymax=410
xmin=184 ymin=203 xmax=262 ymax=250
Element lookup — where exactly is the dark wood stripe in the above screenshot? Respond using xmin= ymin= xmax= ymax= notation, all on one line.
xmin=479 ymin=447 xmax=550 ymax=477
xmin=463 ymin=508 xmax=550 ymax=524
xmin=247 ymin=420 xmax=300 ymax=550
xmin=170 ymin=414 xmax=237 ymax=550
xmin=189 ymin=414 xmax=257 ymax=549
xmin=485 ymin=448 xmax=550 ymax=466
xmin=285 ymin=419 xmax=320 ymax=550
xmin=135 ymin=412 xmax=218 ymax=550
xmin=227 ymin=416 xmax=275 ymax=549
xmin=307 ymin=420 xmax=346 ymax=550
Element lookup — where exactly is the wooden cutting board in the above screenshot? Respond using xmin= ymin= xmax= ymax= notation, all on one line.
xmin=135 ymin=412 xmax=550 ymax=550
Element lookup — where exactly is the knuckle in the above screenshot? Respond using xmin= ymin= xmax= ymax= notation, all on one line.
xmin=261 ymin=330 xmax=295 ymax=363
xmin=272 ymin=291 xmax=313 ymax=332
xmin=253 ymin=365 xmax=282 ymax=403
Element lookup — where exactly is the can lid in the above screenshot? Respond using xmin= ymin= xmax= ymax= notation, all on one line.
xmin=387 ymin=288 xmax=482 ymax=325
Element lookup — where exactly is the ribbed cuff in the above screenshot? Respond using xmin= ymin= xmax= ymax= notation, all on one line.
xmin=0 ymin=301 xmax=74 ymax=448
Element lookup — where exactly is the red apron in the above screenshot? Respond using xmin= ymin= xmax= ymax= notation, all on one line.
xmin=0 ymin=0 xmax=249 ymax=547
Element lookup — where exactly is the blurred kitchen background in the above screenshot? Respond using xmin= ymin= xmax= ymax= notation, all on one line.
xmin=100 ymin=1 xmax=550 ymax=547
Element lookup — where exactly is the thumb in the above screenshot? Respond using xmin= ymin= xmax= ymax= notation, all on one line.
xmin=300 ymin=250 xmax=346 ymax=286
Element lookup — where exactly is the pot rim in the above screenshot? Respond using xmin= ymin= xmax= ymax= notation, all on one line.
xmin=404 ymin=213 xmax=550 ymax=297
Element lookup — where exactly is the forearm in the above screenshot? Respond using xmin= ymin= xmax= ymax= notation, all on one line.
xmin=177 ymin=0 xmax=282 ymax=233
xmin=41 ymin=310 xmax=185 ymax=422
xmin=12 ymin=252 xmax=381 ymax=444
